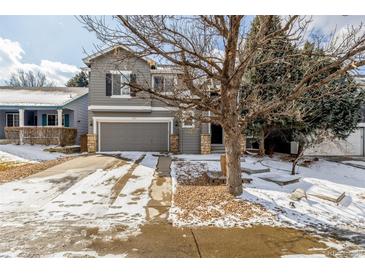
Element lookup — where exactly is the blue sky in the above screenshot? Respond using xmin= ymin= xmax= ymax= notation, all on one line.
xmin=0 ymin=16 xmax=364 ymax=86
xmin=0 ymin=16 xmax=97 ymax=67
xmin=0 ymin=16 xmax=99 ymax=85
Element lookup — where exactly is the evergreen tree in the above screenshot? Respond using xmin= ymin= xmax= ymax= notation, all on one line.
xmin=243 ymin=16 xmax=302 ymax=155
xmin=290 ymin=46 xmax=365 ymax=173
xmin=66 ymin=71 xmax=89 ymax=87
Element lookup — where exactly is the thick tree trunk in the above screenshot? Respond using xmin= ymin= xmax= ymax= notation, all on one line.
xmin=258 ymin=129 xmax=265 ymax=156
xmin=224 ymin=130 xmax=243 ymax=196
xmin=240 ymin=134 xmax=246 ymax=154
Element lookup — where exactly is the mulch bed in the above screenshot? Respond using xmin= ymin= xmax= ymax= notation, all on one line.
xmin=172 ymin=160 xmax=273 ymax=224
xmin=173 ymin=184 xmax=269 ymax=222
xmin=0 ymin=157 xmax=74 ymax=184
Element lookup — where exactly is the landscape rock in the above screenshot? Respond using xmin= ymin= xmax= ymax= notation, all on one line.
xmin=290 ymin=188 xmax=307 ymax=201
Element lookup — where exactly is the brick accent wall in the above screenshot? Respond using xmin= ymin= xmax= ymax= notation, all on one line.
xmin=80 ymin=134 xmax=97 ymax=153
xmin=170 ymin=134 xmax=179 ymax=154
xmin=200 ymin=134 xmax=211 ymax=154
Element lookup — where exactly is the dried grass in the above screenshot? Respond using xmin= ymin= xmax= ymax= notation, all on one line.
xmin=0 ymin=157 xmax=74 ymax=184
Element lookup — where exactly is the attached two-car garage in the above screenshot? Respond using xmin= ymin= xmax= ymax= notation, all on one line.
xmin=97 ymin=119 xmax=171 ymax=152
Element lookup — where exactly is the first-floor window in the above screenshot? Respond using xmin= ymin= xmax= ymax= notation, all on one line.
xmin=47 ymin=114 xmax=57 ymax=126
xmin=6 ymin=113 xmax=19 ymax=127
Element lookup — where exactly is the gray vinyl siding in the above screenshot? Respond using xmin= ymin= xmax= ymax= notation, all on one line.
xmin=201 ymin=123 xmax=210 ymax=134
xmin=180 ymin=126 xmax=201 ymax=154
xmin=89 ymin=49 xmax=152 ymax=107
xmin=64 ymin=94 xmax=88 ymax=143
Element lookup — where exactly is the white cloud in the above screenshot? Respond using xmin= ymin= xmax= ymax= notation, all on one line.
xmin=0 ymin=37 xmax=80 ymax=86
xmin=309 ymin=16 xmax=365 ymax=36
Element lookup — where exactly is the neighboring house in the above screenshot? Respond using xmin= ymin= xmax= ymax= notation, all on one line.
xmin=84 ymin=46 xmax=221 ymax=154
xmin=304 ymin=77 xmax=365 ymax=157
xmin=0 ymin=87 xmax=88 ymax=144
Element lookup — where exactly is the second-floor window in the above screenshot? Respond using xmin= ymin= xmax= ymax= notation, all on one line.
xmin=152 ymin=75 xmax=175 ymax=94
xmin=106 ymin=71 xmax=132 ymax=97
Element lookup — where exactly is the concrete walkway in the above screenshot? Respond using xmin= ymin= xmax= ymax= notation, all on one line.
xmin=146 ymin=156 xmax=172 ymax=223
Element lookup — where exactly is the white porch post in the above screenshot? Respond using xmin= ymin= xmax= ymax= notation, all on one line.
xmin=57 ymin=109 xmax=63 ymax=127
xmin=18 ymin=109 xmax=24 ymax=127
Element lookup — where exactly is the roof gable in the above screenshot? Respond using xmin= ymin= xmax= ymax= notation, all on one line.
xmin=83 ymin=45 xmax=151 ymax=66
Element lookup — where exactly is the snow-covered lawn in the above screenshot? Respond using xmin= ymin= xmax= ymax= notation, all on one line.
xmin=0 ymin=144 xmax=63 ymax=162
xmin=0 ymin=150 xmax=34 ymax=164
xmin=0 ymin=152 xmax=159 ymax=257
xmin=170 ymin=154 xmax=365 ymax=236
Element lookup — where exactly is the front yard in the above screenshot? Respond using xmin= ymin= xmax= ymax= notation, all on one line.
xmin=0 ymin=145 xmax=364 ymax=257
xmin=170 ymin=154 xmax=365 ymax=257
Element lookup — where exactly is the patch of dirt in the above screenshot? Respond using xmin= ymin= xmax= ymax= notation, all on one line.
xmin=0 ymin=157 xmax=75 ymax=184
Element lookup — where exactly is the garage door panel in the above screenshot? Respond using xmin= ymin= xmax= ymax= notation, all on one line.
xmin=100 ymin=122 xmax=168 ymax=152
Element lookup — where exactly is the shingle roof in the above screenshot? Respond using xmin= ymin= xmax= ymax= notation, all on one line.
xmin=0 ymin=87 xmax=88 ymax=107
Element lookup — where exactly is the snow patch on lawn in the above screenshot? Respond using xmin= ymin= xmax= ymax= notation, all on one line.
xmin=170 ymin=154 xmax=365 ymax=235
xmin=0 ymin=150 xmax=34 ymax=163
xmin=0 ymin=144 xmax=63 ymax=162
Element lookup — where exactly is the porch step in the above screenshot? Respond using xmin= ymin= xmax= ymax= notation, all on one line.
xmin=211 ymin=144 xmax=225 ymax=154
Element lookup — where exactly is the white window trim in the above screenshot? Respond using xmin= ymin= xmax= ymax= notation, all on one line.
xmin=151 ymin=75 xmax=175 ymax=96
xmin=46 ymin=114 xmax=58 ymax=127
xmin=44 ymin=114 xmax=67 ymax=127
xmin=88 ymin=105 xmax=178 ymax=112
xmin=182 ymin=110 xmax=194 ymax=128
xmin=93 ymin=116 xmax=174 ymax=152
xmin=109 ymin=70 xmax=132 ymax=98
xmin=6 ymin=113 xmax=19 ymax=127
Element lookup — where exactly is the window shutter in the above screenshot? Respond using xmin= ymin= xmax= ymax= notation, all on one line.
xmin=106 ymin=73 xmax=112 ymax=96
xmin=42 ymin=114 xmax=47 ymax=126
xmin=130 ymin=73 xmax=137 ymax=97
xmin=64 ymin=114 xmax=70 ymax=127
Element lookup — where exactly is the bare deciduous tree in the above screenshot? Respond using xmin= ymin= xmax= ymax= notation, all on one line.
xmin=6 ymin=69 xmax=55 ymax=88
xmin=80 ymin=15 xmax=365 ymax=196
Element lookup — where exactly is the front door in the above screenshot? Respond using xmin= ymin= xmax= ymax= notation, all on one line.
xmin=211 ymin=124 xmax=223 ymax=144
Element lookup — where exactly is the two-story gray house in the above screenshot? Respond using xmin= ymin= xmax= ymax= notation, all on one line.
xmin=83 ymin=46 xmax=222 ymax=154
